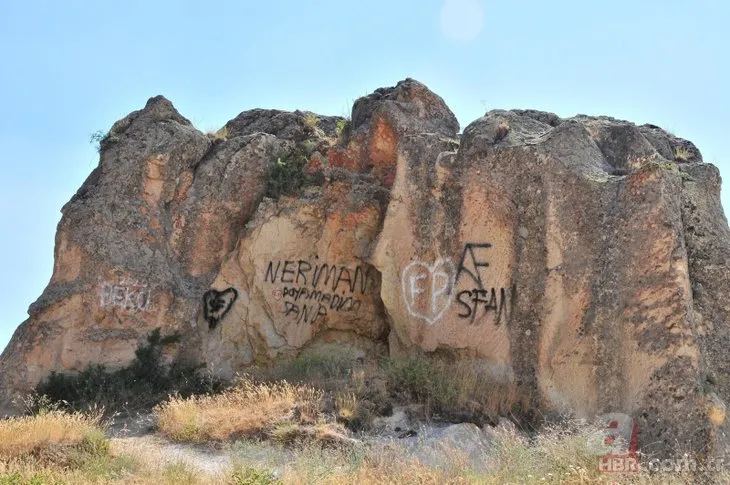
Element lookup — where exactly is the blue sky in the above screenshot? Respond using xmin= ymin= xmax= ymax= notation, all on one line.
xmin=1 ymin=0 xmax=728 ymax=352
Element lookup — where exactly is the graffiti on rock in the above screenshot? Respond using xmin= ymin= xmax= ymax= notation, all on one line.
xmin=100 ymin=278 xmax=151 ymax=312
xmin=456 ymin=243 xmax=492 ymax=289
xmin=455 ymin=242 xmax=515 ymax=325
xmin=203 ymin=288 xmax=238 ymax=330
xmin=264 ymin=259 xmax=372 ymax=325
xmin=401 ymin=243 xmax=516 ymax=326
xmin=455 ymin=287 xmax=516 ymax=324
xmin=401 ymin=258 xmax=455 ymax=325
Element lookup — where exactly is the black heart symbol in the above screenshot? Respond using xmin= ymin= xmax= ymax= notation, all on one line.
xmin=203 ymin=288 xmax=238 ymax=330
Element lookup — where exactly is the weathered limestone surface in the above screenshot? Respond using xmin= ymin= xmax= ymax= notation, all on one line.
xmin=2 ymin=79 xmax=729 ymax=457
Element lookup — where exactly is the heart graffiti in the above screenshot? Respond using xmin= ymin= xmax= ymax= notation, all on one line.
xmin=203 ymin=287 xmax=238 ymax=330
xmin=401 ymin=258 xmax=455 ymax=325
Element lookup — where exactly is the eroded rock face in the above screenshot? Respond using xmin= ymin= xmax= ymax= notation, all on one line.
xmin=204 ymin=178 xmax=390 ymax=376
xmin=2 ymin=78 xmax=729 ymax=457
xmin=373 ymin=108 xmax=727 ymax=456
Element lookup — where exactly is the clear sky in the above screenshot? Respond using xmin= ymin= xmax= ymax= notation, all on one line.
xmin=0 ymin=0 xmax=728 ymax=352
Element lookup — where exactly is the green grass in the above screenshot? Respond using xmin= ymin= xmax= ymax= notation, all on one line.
xmin=230 ymin=465 xmax=281 ymax=485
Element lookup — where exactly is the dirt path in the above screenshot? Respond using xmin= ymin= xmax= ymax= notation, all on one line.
xmin=111 ymin=434 xmax=234 ymax=475
xmin=105 ymin=413 xmax=294 ymax=477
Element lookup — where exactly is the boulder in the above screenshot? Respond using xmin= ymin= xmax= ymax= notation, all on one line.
xmin=2 ymin=79 xmax=729 ymax=459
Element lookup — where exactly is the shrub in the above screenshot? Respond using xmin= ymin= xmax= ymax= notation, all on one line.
xmin=89 ymin=130 xmax=120 ymax=153
xmin=264 ymin=148 xmax=324 ymax=200
xmin=495 ymin=120 xmax=510 ymax=142
xmin=253 ymin=351 xmax=514 ymax=430
xmin=34 ymin=329 xmax=223 ymax=414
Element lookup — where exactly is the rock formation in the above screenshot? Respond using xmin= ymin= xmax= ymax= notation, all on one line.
xmin=2 ymin=79 xmax=729 ymax=458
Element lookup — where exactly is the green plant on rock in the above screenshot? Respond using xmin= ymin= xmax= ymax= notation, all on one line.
xmin=335 ymin=119 xmax=350 ymax=138
xmin=264 ymin=147 xmax=324 ymax=200
xmin=89 ymin=130 xmax=120 ymax=153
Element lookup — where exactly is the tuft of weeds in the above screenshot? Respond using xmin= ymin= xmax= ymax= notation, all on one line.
xmin=302 ymin=113 xmax=319 ymax=129
xmin=495 ymin=120 xmax=510 ymax=142
xmin=230 ymin=465 xmax=281 ymax=485
xmin=674 ymin=145 xmax=693 ymax=162
xmin=334 ymin=393 xmax=358 ymax=423
xmin=160 ymin=462 xmax=201 ymax=485
xmin=208 ymin=126 xmax=229 ymax=141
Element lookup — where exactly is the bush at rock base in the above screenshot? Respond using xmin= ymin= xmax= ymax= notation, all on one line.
xmin=32 ymin=329 xmax=223 ymax=414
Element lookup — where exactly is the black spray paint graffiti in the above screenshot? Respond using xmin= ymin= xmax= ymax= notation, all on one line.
xmin=203 ymin=288 xmax=238 ymax=330
xmin=281 ymin=286 xmax=363 ymax=325
xmin=454 ymin=243 xmax=516 ymax=325
xmin=456 ymin=243 xmax=492 ymax=289
xmin=265 ymin=259 xmax=373 ymax=295
xmin=265 ymin=259 xmax=371 ymax=325
xmin=455 ymin=286 xmax=516 ymax=324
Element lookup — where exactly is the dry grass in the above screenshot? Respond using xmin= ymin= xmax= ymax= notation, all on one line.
xmin=155 ymin=377 xmax=325 ymax=442
xmin=3 ymin=406 xmax=729 ymax=483
xmin=9 ymin=352 xmax=728 ymax=483
xmin=0 ymin=410 xmax=103 ymax=461
xmin=674 ymin=145 xmax=692 ymax=162
xmin=495 ymin=120 xmax=510 ymax=142
xmin=0 ymin=410 xmax=130 ymax=484
xmin=207 ymin=126 xmax=229 ymax=141
xmin=290 ymin=446 xmax=470 ymax=485
xmin=302 ymin=113 xmax=319 ymax=129
xmin=226 ymin=425 xmax=729 ymax=485
xmin=0 ymin=411 xmax=222 ymax=484
xmin=0 ymin=449 xmax=213 ymax=485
